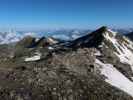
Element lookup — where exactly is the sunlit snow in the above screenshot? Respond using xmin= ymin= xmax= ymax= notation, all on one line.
xmin=94 ymin=50 xmax=101 ymax=56
xmin=25 ymin=52 xmax=41 ymax=62
xmin=103 ymin=29 xmax=133 ymax=71
xmin=95 ymin=59 xmax=133 ymax=97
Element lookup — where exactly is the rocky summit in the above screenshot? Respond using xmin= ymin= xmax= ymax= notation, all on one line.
xmin=0 ymin=26 xmax=133 ymax=100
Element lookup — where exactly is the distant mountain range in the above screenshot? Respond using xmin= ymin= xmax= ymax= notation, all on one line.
xmin=1 ymin=28 xmax=133 ymax=44
xmin=0 ymin=29 xmax=90 ymax=44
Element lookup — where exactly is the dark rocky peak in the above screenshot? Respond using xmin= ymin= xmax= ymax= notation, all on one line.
xmin=15 ymin=36 xmax=59 ymax=48
xmin=126 ymin=32 xmax=133 ymax=41
xmin=30 ymin=37 xmax=59 ymax=48
xmin=68 ymin=26 xmax=117 ymax=48
xmin=30 ymin=37 xmax=48 ymax=47
xmin=16 ymin=36 xmax=36 ymax=48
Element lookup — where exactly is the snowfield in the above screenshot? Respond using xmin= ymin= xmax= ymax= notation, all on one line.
xmin=25 ymin=52 xmax=41 ymax=62
xmin=94 ymin=50 xmax=101 ymax=56
xmin=103 ymin=29 xmax=133 ymax=71
xmin=48 ymin=46 xmax=54 ymax=50
xmin=95 ymin=59 xmax=133 ymax=97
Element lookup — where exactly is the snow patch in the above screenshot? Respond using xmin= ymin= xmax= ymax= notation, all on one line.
xmin=104 ymin=31 xmax=117 ymax=44
xmin=24 ymin=52 xmax=41 ymax=62
xmin=95 ymin=59 xmax=133 ymax=97
xmin=94 ymin=51 xmax=101 ymax=56
xmin=47 ymin=37 xmax=58 ymax=44
xmin=114 ymin=43 xmax=133 ymax=70
xmin=107 ymin=29 xmax=117 ymax=36
xmin=48 ymin=46 xmax=54 ymax=50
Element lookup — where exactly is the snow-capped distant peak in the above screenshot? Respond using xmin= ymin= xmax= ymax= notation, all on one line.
xmin=0 ymin=31 xmax=21 ymax=44
xmin=0 ymin=31 xmax=41 ymax=44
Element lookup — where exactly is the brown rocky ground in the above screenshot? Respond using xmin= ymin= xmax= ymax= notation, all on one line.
xmin=0 ymin=45 xmax=132 ymax=100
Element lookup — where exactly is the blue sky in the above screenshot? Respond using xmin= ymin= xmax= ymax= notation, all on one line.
xmin=0 ymin=0 xmax=132 ymax=30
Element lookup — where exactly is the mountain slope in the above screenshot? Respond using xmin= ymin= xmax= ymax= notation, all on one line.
xmin=67 ymin=26 xmax=133 ymax=97
xmin=69 ymin=26 xmax=133 ymax=77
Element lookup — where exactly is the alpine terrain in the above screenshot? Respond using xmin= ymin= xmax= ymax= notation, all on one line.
xmin=0 ymin=26 xmax=133 ymax=100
